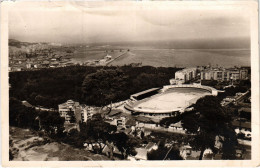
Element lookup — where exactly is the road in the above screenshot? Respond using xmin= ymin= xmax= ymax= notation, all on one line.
xmin=106 ymin=52 xmax=128 ymax=65
xmin=224 ymin=90 xmax=250 ymax=107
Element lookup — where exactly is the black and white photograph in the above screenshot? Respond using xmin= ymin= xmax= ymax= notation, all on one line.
xmin=1 ymin=0 xmax=259 ymax=167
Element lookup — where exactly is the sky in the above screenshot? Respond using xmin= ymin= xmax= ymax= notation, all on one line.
xmin=8 ymin=1 xmax=251 ymax=44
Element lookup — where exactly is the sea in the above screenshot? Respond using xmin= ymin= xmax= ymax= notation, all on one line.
xmin=69 ymin=45 xmax=250 ymax=68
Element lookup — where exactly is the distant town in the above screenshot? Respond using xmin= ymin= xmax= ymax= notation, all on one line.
xmin=9 ymin=39 xmax=251 ymax=161
xmin=8 ymin=39 xmax=134 ymax=72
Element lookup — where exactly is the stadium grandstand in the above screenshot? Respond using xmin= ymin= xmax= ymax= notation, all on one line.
xmin=125 ymin=84 xmax=218 ymax=117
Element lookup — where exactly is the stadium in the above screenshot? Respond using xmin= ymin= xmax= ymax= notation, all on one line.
xmin=124 ymin=84 xmax=218 ymax=117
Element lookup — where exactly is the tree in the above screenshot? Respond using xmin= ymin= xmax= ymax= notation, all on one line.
xmin=111 ymin=132 xmax=139 ymax=159
xmin=60 ymin=128 xmax=86 ymax=148
xmin=221 ymin=128 xmax=238 ymax=159
xmin=38 ymin=111 xmax=65 ymax=135
xmin=132 ymin=73 xmax=169 ymax=92
xmin=82 ymin=69 xmax=129 ymax=106
xmin=9 ymin=97 xmax=38 ymax=128
xmin=9 ymin=149 xmax=14 ymax=161
xmin=181 ymin=95 xmax=237 ymax=160
xmin=147 ymin=146 xmax=183 ymax=160
xmin=79 ymin=114 xmax=117 ymax=152
xmin=86 ymin=114 xmax=117 ymax=139
xmin=10 ymin=65 xmax=181 ymax=108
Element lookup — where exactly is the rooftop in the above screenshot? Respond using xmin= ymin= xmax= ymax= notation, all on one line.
xmin=177 ymin=68 xmax=197 ymax=73
xmin=58 ymin=100 xmax=80 ymax=108
xmin=131 ymin=88 xmax=160 ymax=98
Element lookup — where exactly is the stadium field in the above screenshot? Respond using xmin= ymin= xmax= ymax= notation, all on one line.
xmin=132 ymin=87 xmax=211 ymax=113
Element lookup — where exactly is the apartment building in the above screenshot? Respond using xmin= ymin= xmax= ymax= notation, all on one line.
xmin=58 ymin=100 xmax=93 ymax=124
xmin=170 ymin=68 xmax=197 ymax=85
xmin=200 ymin=67 xmax=248 ymax=81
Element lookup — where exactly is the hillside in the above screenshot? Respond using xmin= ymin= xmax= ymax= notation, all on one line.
xmin=9 ymin=39 xmax=39 ymax=48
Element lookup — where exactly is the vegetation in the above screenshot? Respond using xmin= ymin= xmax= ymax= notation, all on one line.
xmin=9 ymin=98 xmax=65 ymax=134
xmin=147 ymin=141 xmax=182 ymax=160
xmin=9 ymin=65 xmax=181 ymax=108
xmin=37 ymin=111 xmax=65 ymax=136
xmin=223 ymin=85 xmax=248 ymax=96
xmin=82 ymin=69 xmax=129 ymax=106
xmin=79 ymin=114 xmax=141 ymax=159
xmin=181 ymin=96 xmax=237 ymax=160
xmin=109 ymin=132 xmax=140 ymax=159
xmin=9 ymin=98 xmax=138 ymax=159
xmin=9 ymin=64 xmax=249 ymax=160
xmin=9 ymin=98 xmax=38 ymax=129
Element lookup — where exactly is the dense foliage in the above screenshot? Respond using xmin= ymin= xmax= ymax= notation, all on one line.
xmin=9 ymin=65 xmax=181 ymax=108
xmin=9 ymin=98 xmax=38 ymax=128
xmin=37 ymin=110 xmax=65 ymax=136
xmin=65 ymin=114 xmax=139 ymax=159
xmin=9 ymin=98 xmax=65 ymax=134
xmin=181 ymin=96 xmax=237 ymax=160
xmin=159 ymin=95 xmax=240 ymax=160
xmin=82 ymin=69 xmax=129 ymax=106
xmin=79 ymin=114 xmax=117 ymax=141
xmin=9 ymin=98 xmax=137 ymax=159
xmin=108 ymin=132 xmax=140 ymax=159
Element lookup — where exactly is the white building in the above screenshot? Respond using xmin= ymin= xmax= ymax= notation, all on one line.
xmin=170 ymin=68 xmax=197 ymax=85
xmin=109 ymin=116 xmax=126 ymax=128
xmin=58 ymin=100 xmax=93 ymax=124
xmin=58 ymin=100 xmax=80 ymax=123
